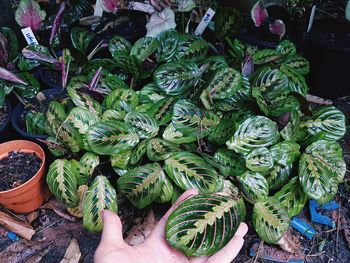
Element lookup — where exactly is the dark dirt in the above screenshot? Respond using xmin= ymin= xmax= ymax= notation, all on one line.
xmin=40 ymin=69 xmax=62 ymax=88
xmin=0 ymin=104 xmax=8 ymax=128
xmin=0 ymin=151 xmax=42 ymax=191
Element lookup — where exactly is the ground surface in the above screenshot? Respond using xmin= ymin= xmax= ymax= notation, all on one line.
xmin=0 ymin=98 xmax=349 ymax=263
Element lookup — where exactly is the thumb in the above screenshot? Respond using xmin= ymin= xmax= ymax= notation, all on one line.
xmin=100 ymin=210 xmax=126 ymax=248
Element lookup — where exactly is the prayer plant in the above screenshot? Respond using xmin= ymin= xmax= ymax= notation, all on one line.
xmin=42 ymin=30 xmax=346 ymax=257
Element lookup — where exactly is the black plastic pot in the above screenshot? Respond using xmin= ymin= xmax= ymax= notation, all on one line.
xmin=11 ymin=89 xmax=63 ymax=141
xmin=36 ymin=68 xmax=63 ymax=90
xmin=0 ymin=100 xmax=12 ymax=143
xmin=304 ymin=19 xmax=350 ymax=99
xmin=237 ymin=12 xmax=307 ymax=51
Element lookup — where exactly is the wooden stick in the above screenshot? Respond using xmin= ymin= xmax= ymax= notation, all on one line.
xmin=60 ymin=239 xmax=81 ymax=263
xmin=0 ymin=212 xmax=35 ymax=240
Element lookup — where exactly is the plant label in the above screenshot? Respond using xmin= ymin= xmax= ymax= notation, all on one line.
xmin=307 ymin=5 xmax=316 ymax=33
xmin=21 ymin=27 xmax=39 ymax=45
xmin=94 ymin=0 xmax=104 ymax=17
xmin=194 ymin=8 xmax=215 ymax=36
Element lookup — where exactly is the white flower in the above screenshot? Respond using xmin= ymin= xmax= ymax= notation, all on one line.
xmin=146 ymin=8 xmax=176 ymax=38
xmin=177 ymin=0 xmax=196 ymax=12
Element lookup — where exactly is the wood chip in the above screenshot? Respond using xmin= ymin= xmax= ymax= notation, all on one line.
xmin=0 ymin=211 xmax=35 ymax=240
xmin=26 ymin=210 xmax=40 ymax=224
xmin=25 ymin=246 xmax=51 ymax=263
xmin=60 ymin=238 xmax=81 ymax=263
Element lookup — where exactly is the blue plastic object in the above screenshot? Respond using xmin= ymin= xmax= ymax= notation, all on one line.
xmin=309 ymin=200 xmax=338 ymax=227
xmin=290 ymin=217 xmax=317 ymax=239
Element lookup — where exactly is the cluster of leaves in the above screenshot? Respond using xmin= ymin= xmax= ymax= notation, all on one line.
xmin=43 ymin=29 xmax=347 ymax=256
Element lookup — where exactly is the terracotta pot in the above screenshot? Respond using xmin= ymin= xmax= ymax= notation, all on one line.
xmin=0 ymin=140 xmax=50 ymax=213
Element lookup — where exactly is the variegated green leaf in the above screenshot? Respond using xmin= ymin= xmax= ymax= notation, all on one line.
xmin=125 ymin=111 xmax=159 ymax=139
xmin=166 ymin=193 xmax=246 ymax=256
xmin=70 ymin=27 xmax=95 ymax=54
xmin=156 ymin=175 xmax=174 ymax=203
xmin=154 ymin=62 xmax=202 ymax=96
xmin=265 ymin=164 xmax=293 ymax=191
xmin=57 ymin=122 xmax=82 ymax=153
xmin=274 ymin=177 xmax=307 ymax=217
xmin=77 ymin=152 xmax=100 ymax=185
xmin=200 ymin=67 xmax=243 ymax=110
xmin=109 ymin=35 xmax=132 ymax=59
xmin=47 ymin=159 xmax=79 ymax=208
xmin=238 ymin=171 xmax=269 ymax=203
xmin=252 ymin=66 xmax=289 ymax=103
xmin=86 ymin=121 xmax=139 ymax=155
xmin=280 ymin=110 xmax=308 ymax=142
xmin=104 ymin=88 xmax=139 ymax=110
xmin=202 ymin=56 xmax=228 ymax=78
xmin=67 ymin=80 xmax=102 ymax=116
xmin=110 ymin=148 xmax=133 ymax=169
xmin=270 ymin=141 xmax=300 ymax=166
xmin=83 ymin=176 xmax=117 ymax=232
xmin=147 ymin=138 xmax=179 ymax=161
xmin=147 ymin=97 xmax=175 ymax=125
xmin=175 ymin=34 xmax=209 ymax=62
xmin=67 ymin=107 xmax=100 ymax=135
xmin=299 ymin=140 xmax=346 ymax=202
xmin=130 ymin=37 xmax=160 ymax=62
xmin=276 ymin=40 xmax=296 ymax=56
xmin=253 ymin=197 xmax=290 ymax=244
xmin=172 ymin=99 xmax=220 ymax=139
xmin=164 ymin=152 xmax=222 ymax=193
xmin=212 ymin=149 xmax=246 ymax=177
xmin=101 ymin=109 xmax=125 ymax=122
xmin=208 ymin=114 xmax=236 ymax=145
xmin=280 ymin=65 xmax=308 ymax=96
xmin=227 ymin=116 xmax=279 ymax=155
xmin=162 ymin=122 xmax=197 ymax=144
xmin=283 ymin=55 xmax=309 ymax=75
xmin=301 ymin=106 xmax=346 ymax=141
xmin=46 ymin=101 xmax=66 ymax=134
xmin=139 ymin=82 xmax=165 ymax=104
xmin=156 ymin=29 xmax=179 ymax=62
xmin=117 ymin=163 xmax=165 ymax=209
xmin=252 ymin=49 xmax=282 ymax=65
xmin=130 ymin=140 xmax=148 ymax=165
xmin=245 ymin=147 xmax=274 ymax=172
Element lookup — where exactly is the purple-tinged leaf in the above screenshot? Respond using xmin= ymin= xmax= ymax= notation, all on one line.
xmin=15 ymin=0 xmax=46 ymax=31
xmin=101 ymin=0 xmax=119 ymax=13
xmin=0 ymin=32 xmax=8 ymax=67
xmin=242 ymin=55 xmax=254 ymax=76
xmin=49 ymin=2 xmax=66 ymax=45
xmin=89 ymin=67 xmax=102 ymax=91
xmin=22 ymin=47 xmax=59 ymax=64
xmin=251 ymin=0 xmax=268 ymax=27
xmin=269 ymin=19 xmax=286 ymax=39
xmin=0 ymin=67 xmax=28 ymax=85
xmin=61 ymin=49 xmax=72 ymax=89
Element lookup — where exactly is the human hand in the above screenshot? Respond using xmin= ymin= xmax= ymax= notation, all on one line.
xmin=94 ymin=189 xmax=248 ymax=263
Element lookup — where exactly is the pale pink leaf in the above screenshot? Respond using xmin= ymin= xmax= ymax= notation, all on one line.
xmin=0 ymin=67 xmax=28 ymax=85
xmin=0 ymin=32 xmax=8 ymax=67
xmin=15 ymin=0 xmax=46 ymax=31
xmin=251 ymin=0 xmax=268 ymax=27
xmin=269 ymin=19 xmax=286 ymax=39
xmin=100 ymin=0 xmax=119 ymax=13
xmin=242 ymin=55 xmax=254 ymax=76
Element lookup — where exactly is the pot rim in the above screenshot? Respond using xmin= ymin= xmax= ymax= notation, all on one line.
xmin=0 ymin=140 xmax=46 ymax=194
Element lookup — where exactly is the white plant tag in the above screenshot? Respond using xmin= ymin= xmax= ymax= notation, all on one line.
xmin=307 ymin=5 xmax=316 ymax=33
xmin=21 ymin=27 xmax=39 ymax=45
xmin=194 ymin=8 xmax=215 ymax=36
xmin=94 ymin=0 xmax=104 ymax=17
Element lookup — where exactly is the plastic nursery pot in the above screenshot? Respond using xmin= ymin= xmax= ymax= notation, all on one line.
xmin=11 ymin=88 xmax=63 ymax=141
xmin=36 ymin=68 xmax=63 ymax=90
xmin=0 ymin=140 xmax=50 ymax=213
xmin=0 ymin=100 xmax=12 ymax=143
xmin=304 ymin=19 xmax=350 ymax=99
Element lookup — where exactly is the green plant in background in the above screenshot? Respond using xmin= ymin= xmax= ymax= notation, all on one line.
xmin=39 ymin=24 xmax=347 ymax=256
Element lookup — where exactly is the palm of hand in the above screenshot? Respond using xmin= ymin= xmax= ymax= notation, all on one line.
xmin=95 ymin=189 xmax=248 ymax=263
